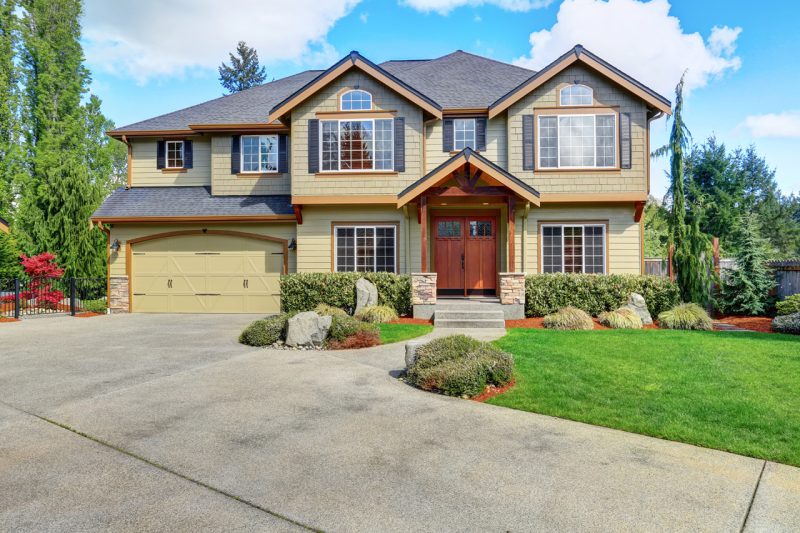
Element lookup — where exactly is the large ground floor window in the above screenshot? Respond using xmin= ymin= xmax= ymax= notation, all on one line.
xmin=541 ymin=223 xmax=605 ymax=273
xmin=334 ymin=225 xmax=396 ymax=272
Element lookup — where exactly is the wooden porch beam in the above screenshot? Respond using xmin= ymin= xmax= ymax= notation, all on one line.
xmin=429 ymin=186 xmax=510 ymax=197
xmin=507 ymin=196 xmax=516 ymax=272
xmin=420 ymin=196 xmax=428 ymax=272
xmin=293 ymin=205 xmax=303 ymax=225
xmin=633 ymin=201 xmax=645 ymax=222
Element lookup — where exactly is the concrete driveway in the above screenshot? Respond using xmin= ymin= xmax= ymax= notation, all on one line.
xmin=1 ymin=314 xmax=798 ymax=532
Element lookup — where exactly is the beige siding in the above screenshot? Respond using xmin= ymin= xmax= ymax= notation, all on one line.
xmin=211 ymin=135 xmax=291 ymax=196
xmin=130 ymin=139 xmax=211 ymax=187
xmin=424 ymin=115 xmax=507 ymax=173
xmin=290 ymin=71 xmax=424 ymax=197
xmin=523 ymin=205 xmax=641 ymax=274
xmin=508 ymin=64 xmax=648 ymax=195
xmin=108 ymin=223 xmax=297 ymax=277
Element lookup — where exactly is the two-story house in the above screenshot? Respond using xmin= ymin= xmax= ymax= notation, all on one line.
xmin=91 ymin=45 xmax=670 ymax=314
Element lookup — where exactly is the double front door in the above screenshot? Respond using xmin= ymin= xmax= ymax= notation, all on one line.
xmin=433 ymin=215 xmax=497 ymax=295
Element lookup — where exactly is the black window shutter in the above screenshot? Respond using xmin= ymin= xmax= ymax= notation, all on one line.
xmin=522 ymin=115 xmax=534 ymax=171
xmin=183 ymin=140 xmax=193 ymax=169
xmin=156 ymin=140 xmax=166 ymax=169
xmin=442 ymin=119 xmax=454 ymax=152
xmin=475 ymin=118 xmax=487 ymax=151
xmin=230 ymin=135 xmax=241 ymax=174
xmin=393 ymin=117 xmax=405 ymax=172
xmin=278 ymin=134 xmax=289 ymax=173
xmin=620 ymin=113 xmax=632 ymax=169
xmin=308 ymin=119 xmax=319 ymax=173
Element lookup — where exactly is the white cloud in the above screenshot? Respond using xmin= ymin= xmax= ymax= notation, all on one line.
xmin=513 ymin=0 xmax=742 ymax=98
xmin=82 ymin=0 xmax=360 ymax=84
xmin=743 ymin=111 xmax=800 ymax=139
xmin=401 ymin=0 xmax=553 ymax=16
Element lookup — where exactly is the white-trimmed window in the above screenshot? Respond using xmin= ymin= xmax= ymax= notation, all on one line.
xmin=560 ymin=84 xmax=593 ymax=106
xmin=541 ymin=224 xmax=605 ymax=274
xmin=340 ymin=89 xmax=372 ymax=111
xmin=538 ymin=114 xmax=616 ymax=169
xmin=453 ymin=118 xmax=476 ymax=150
xmin=241 ymin=135 xmax=279 ymax=173
xmin=166 ymin=140 xmax=184 ymax=169
xmin=320 ymin=119 xmax=393 ymax=172
xmin=334 ymin=225 xmax=396 ymax=272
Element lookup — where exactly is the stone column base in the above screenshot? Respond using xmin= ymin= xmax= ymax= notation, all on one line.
xmin=499 ymin=272 xmax=525 ymax=319
xmin=109 ymin=275 xmax=129 ymax=313
xmin=411 ymin=272 xmax=437 ymax=320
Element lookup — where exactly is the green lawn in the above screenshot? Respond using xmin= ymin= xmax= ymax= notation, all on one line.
xmin=490 ymin=329 xmax=800 ymax=466
xmin=379 ymin=323 xmax=433 ymax=344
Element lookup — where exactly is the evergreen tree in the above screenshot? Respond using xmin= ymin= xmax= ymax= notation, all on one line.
xmin=218 ymin=41 xmax=267 ymax=93
xmin=0 ymin=230 xmax=22 ymax=278
xmin=643 ymin=196 xmax=669 ymax=257
xmin=718 ymin=214 xmax=775 ymax=315
xmin=0 ymin=0 xmax=22 ymax=221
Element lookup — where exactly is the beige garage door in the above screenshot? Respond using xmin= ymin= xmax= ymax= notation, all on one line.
xmin=131 ymin=234 xmax=284 ymax=313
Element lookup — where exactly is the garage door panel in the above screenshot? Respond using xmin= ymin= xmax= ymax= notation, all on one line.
xmin=170 ymin=255 xmax=208 ymax=276
xmin=170 ymin=294 xmax=207 ymax=313
xmin=169 ymin=276 xmax=208 ymax=294
xmin=244 ymin=294 xmax=280 ymax=314
xmin=207 ymin=255 xmax=247 ymax=274
xmin=245 ymin=253 xmax=283 ymax=275
xmin=247 ymin=275 xmax=280 ymax=294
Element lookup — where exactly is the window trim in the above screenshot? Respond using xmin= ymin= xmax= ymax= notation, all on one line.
xmin=559 ymin=83 xmax=594 ymax=106
xmin=165 ymin=140 xmax=184 ymax=169
xmin=319 ymin=118 xmax=394 ymax=173
xmin=332 ymin=222 xmax=399 ymax=273
xmin=239 ymin=134 xmax=280 ymax=174
xmin=339 ymin=89 xmax=373 ymax=111
xmin=534 ymin=107 xmax=619 ymax=171
xmin=538 ymin=221 xmax=608 ymax=274
xmin=453 ymin=118 xmax=476 ymax=151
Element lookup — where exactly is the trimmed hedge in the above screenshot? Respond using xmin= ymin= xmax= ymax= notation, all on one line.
xmin=525 ymin=274 xmax=679 ymax=318
xmin=281 ymin=272 xmax=411 ymax=316
xmin=776 ymin=294 xmax=800 ymax=316
xmin=81 ymin=298 xmax=107 ymax=314
xmin=239 ymin=313 xmax=290 ymax=346
xmin=772 ymin=312 xmax=800 ymax=335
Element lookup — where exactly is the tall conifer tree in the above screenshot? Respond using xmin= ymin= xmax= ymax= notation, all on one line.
xmin=0 ymin=0 xmax=21 ymax=220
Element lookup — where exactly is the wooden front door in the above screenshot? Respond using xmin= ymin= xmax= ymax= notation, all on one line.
xmin=433 ymin=215 xmax=497 ymax=295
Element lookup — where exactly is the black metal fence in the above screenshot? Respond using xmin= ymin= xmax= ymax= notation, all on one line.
xmin=0 ymin=277 xmax=106 ymax=319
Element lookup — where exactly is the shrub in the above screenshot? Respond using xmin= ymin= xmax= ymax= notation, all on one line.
xmin=772 ymin=312 xmax=800 ymax=335
xmin=354 ymin=304 xmax=398 ymax=323
xmin=543 ymin=306 xmax=594 ymax=330
xmin=326 ymin=329 xmax=382 ymax=349
xmin=81 ymin=298 xmax=107 ymax=314
xmin=525 ymin=274 xmax=679 ymax=318
xmin=406 ymin=335 xmax=513 ymax=397
xmin=657 ymin=303 xmax=713 ymax=331
xmin=239 ymin=314 xmax=289 ymax=346
xmin=281 ymin=272 xmax=411 ymax=316
xmin=598 ymin=307 xmax=642 ymax=329
xmin=776 ymin=295 xmax=800 ymax=316
xmin=314 ymin=303 xmax=348 ymax=318
xmin=327 ymin=314 xmax=379 ymax=342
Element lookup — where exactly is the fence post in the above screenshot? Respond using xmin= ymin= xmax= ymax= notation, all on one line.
xmin=14 ymin=278 xmax=20 ymax=319
xmin=69 ymin=277 xmax=76 ymax=316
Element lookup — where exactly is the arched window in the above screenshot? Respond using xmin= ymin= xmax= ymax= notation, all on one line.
xmin=340 ymin=89 xmax=372 ymax=111
xmin=560 ymin=84 xmax=593 ymax=106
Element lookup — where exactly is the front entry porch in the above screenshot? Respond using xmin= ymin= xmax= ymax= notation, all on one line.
xmin=433 ymin=213 xmax=497 ymax=296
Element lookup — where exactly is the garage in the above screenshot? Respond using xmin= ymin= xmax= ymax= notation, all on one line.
xmin=130 ymin=232 xmax=285 ymax=313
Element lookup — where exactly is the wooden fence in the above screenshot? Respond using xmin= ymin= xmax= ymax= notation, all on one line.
xmin=768 ymin=260 xmax=800 ymax=299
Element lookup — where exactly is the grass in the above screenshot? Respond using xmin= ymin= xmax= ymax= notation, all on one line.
xmin=378 ymin=323 xmax=433 ymax=344
xmin=489 ymin=329 xmax=800 ymax=466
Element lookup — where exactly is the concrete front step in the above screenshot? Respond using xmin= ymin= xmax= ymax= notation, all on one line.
xmin=433 ymin=298 xmax=508 ymax=328
xmin=435 ymin=309 xmax=505 ymax=320
xmin=435 ymin=318 xmax=507 ymax=329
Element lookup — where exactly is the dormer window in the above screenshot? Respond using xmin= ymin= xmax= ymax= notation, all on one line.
xmin=166 ymin=140 xmax=184 ymax=168
xmin=560 ymin=84 xmax=593 ymax=106
xmin=340 ymin=89 xmax=372 ymax=111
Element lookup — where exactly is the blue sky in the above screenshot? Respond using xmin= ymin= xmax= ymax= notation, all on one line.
xmin=83 ymin=0 xmax=799 ymax=196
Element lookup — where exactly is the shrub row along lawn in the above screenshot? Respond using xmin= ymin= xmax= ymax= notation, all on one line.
xmin=490 ymin=329 xmax=800 ymax=467
xmin=378 ymin=323 xmax=433 ymax=344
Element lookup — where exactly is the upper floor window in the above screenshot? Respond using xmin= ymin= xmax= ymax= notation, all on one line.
xmin=453 ymin=118 xmax=476 ymax=150
xmin=166 ymin=140 xmax=184 ymax=169
xmin=340 ymin=89 xmax=372 ymax=111
xmin=321 ymin=119 xmax=393 ymax=172
xmin=560 ymin=84 xmax=593 ymax=106
xmin=241 ymin=134 xmax=278 ymax=173
xmin=538 ymin=113 xmax=616 ymax=169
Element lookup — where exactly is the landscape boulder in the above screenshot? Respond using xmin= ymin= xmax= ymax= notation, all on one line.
xmin=285 ymin=311 xmax=332 ymax=348
xmin=624 ymin=292 xmax=653 ymax=325
xmin=355 ymin=278 xmax=378 ymax=314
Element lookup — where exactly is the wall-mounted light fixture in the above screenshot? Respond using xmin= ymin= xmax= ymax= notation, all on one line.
xmin=288 ymin=238 xmax=297 ymax=251
xmin=110 ymin=239 xmax=121 ymax=253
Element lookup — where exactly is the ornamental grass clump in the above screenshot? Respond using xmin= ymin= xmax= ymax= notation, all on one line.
xmin=776 ymin=295 xmax=800 ymax=316
xmin=657 ymin=303 xmax=713 ymax=331
xmin=354 ymin=304 xmax=398 ymax=323
xmin=543 ymin=306 xmax=594 ymax=330
xmin=406 ymin=335 xmax=513 ymax=397
xmin=772 ymin=312 xmax=800 ymax=335
xmin=327 ymin=314 xmax=379 ymax=343
xmin=314 ymin=303 xmax=348 ymax=318
xmin=598 ymin=307 xmax=643 ymax=329
xmin=239 ymin=313 xmax=290 ymax=346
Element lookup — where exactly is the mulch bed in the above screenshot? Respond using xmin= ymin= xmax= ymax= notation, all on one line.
xmin=390 ymin=317 xmax=433 ymax=325
xmin=471 ymin=380 xmax=516 ymax=402
xmin=715 ymin=315 xmax=774 ymax=333
xmin=0 ymin=317 xmax=20 ymax=323
xmin=505 ymin=317 xmax=658 ymax=330
xmin=74 ymin=312 xmax=104 ymax=318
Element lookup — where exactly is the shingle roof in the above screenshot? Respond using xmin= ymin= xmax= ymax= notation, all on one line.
xmin=91 ymin=187 xmax=293 ymax=219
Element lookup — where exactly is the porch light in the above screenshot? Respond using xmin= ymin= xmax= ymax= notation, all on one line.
xmin=110 ymin=239 xmax=121 ymax=253
xmin=288 ymin=238 xmax=297 ymax=251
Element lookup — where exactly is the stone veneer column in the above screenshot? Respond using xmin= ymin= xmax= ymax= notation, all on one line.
xmin=498 ymin=272 xmax=525 ymax=319
xmin=411 ymin=272 xmax=437 ymax=320
xmin=109 ymin=275 xmax=129 ymax=313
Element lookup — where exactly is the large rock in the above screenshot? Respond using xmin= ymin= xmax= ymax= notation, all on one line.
xmin=285 ymin=311 xmax=332 ymax=348
xmin=624 ymin=292 xmax=653 ymax=325
xmin=355 ymin=278 xmax=378 ymax=314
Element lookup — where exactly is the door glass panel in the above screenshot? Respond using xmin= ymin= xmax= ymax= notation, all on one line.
xmin=469 ymin=220 xmax=493 ymax=238
xmin=437 ymin=220 xmax=461 ymax=238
